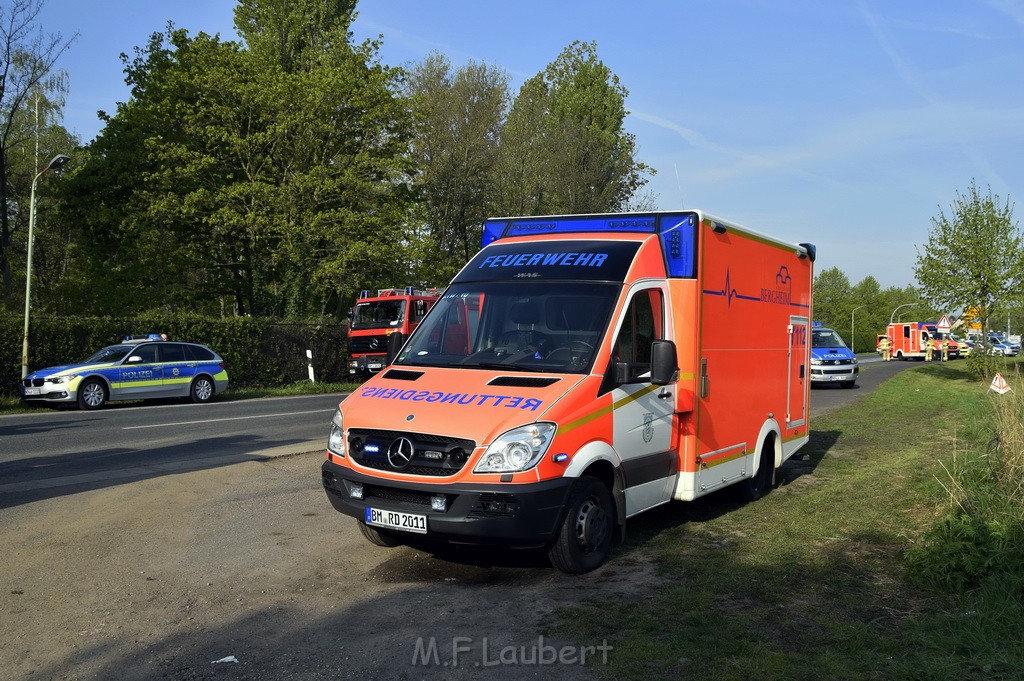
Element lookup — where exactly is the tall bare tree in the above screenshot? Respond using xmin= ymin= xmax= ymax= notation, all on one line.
xmin=0 ymin=0 xmax=75 ymax=304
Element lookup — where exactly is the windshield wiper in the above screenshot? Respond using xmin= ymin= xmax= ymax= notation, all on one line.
xmin=462 ymin=361 xmax=535 ymax=372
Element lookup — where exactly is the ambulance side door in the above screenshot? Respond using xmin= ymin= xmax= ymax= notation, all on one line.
xmin=611 ymin=284 xmax=677 ymax=517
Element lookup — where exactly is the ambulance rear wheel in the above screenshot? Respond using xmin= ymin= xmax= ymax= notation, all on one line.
xmin=357 ymin=520 xmax=402 ymax=547
xmin=736 ymin=440 xmax=774 ymax=502
xmin=77 ymin=379 xmax=107 ymax=410
xmin=548 ymin=476 xmax=614 ymax=574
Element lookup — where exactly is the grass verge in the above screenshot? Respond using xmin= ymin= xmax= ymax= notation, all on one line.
xmin=556 ymin=360 xmax=1023 ymax=680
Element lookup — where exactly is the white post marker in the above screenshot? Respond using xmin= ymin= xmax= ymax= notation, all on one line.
xmin=306 ymin=349 xmax=315 ymax=383
xmin=990 ymin=373 xmax=1011 ymax=394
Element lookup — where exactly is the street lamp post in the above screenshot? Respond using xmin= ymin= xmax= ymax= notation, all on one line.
xmin=889 ymin=302 xmax=919 ymax=325
xmin=21 ymin=153 xmax=71 ymax=380
xmin=851 ymin=305 xmax=866 ymax=353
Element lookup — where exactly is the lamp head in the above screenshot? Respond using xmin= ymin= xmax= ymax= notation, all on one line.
xmin=45 ymin=154 xmax=71 ymax=173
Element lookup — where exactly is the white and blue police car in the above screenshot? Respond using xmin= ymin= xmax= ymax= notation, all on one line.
xmin=810 ymin=322 xmax=858 ymax=388
xmin=21 ymin=335 xmax=229 ymax=409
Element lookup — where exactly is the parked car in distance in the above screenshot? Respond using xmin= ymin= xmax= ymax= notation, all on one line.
xmin=989 ymin=335 xmax=1020 ymax=356
xmin=951 ymin=336 xmax=972 ymax=357
xmin=21 ymin=337 xmax=229 ymax=410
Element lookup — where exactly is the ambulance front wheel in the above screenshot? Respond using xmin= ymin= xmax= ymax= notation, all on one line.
xmin=548 ymin=476 xmax=614 ymax=574
xmin=357 ymin=520 xmax=402 ymax=547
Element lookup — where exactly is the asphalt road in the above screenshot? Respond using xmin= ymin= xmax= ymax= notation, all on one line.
xmin=0 ymin=393 xmax=346 ymax=508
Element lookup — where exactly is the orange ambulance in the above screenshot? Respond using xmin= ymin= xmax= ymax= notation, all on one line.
xmin=322 ymin=210 xmax=815 ymax=573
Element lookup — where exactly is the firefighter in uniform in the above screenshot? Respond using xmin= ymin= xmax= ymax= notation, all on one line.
xmin=879 ymin=336 xmax=891 ymax=362
xmin=925 ymin=335 xmax=934 ymax=361
xmin=941 ymin=337 xmax=949 ymax=361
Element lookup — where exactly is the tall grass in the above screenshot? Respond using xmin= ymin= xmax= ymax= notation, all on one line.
xmin=905 ymin=367 xmax=1024 ymax=593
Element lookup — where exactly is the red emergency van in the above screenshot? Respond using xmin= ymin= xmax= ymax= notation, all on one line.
xmin=322 ymin=211 xmax=815 ymax=573
xmin=886 ymin=322 xmax=959 ymax=360
xmin=346 ymin=287 xmax=442 ymax=378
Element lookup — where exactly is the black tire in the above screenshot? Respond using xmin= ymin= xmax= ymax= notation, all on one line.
xmin=190 ymin=375 xmax=215 ymax=403
xmin=735 ymin=440 xmax=774 ymax=502
xmin=357 ymin=520 xmax=402 ymax=547
xmin=77 ymin=378 xmax=107 ymax=410
xmin=547 ymin=476 xmax=615 ymax=574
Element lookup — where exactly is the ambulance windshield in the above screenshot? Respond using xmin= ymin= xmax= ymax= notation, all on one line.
xmin=351 ymin=300 xmax=406 ymax=330
xmin=396 ymin=282 xmax=617 ymax=374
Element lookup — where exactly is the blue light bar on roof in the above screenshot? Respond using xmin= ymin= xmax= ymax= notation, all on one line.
xmin=481 ymin=212 xmax=699 ymax=278
xmin=482 ymin=215 xmax=657 ymax=247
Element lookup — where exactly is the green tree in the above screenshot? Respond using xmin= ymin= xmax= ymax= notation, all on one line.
xmin=812 ymin=266 xmax=851 ymax=329
xmin=494 ymin=41 xmax=652 ymax=216
xmin=405 ymin=52 xmax=508 ymax=282
xmin=0 ymin=0 xmax=75 ymax=306
xmin=65 ymin=4 xmax=416 ymax=319
xmin=915 ymin=181 xmax=1023 ymax=337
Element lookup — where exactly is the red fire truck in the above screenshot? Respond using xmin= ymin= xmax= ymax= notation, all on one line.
xmin=885 ymin=321 xmax=960 ymax=360
xmin=347 ymin=287 xmax=442 ymax=379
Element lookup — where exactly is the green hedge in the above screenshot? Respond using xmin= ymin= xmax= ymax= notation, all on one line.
xmin=0 ymin=313 xmax=348 ymax=398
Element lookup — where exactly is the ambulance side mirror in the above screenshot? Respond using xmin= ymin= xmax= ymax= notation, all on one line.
xmin=650 ymin=340 xmax=678 ymax=385
xmin=386 ymin=331 xmax=406 ymax=366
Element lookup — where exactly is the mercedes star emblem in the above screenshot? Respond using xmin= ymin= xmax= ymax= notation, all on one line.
xmin=387 ymin=437 xmax=415 ymax=469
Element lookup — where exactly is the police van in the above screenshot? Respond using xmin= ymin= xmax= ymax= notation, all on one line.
xmin=809 ymin=323 xmax=857 ymax=388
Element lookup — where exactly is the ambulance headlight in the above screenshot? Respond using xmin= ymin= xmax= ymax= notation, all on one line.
xmin=327 ymin=409 xmax=346 ymax=457
xmin=475 ymin=423 xmax=556 ymax=474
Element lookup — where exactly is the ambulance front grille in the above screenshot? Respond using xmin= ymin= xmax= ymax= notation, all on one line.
xmin=348 ymin=429 xmax=476 ymax=476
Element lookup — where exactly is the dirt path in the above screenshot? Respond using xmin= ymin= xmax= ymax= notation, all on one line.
xmin=1 ymin=452 xmax=657 ymax=680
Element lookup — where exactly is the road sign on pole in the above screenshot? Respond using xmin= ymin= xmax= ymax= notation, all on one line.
xmin=937 ymin=314 xmax=952 ymax=333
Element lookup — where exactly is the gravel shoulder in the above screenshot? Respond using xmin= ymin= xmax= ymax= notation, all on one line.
xmin=1 ymin=452 xmax=650 ymax=680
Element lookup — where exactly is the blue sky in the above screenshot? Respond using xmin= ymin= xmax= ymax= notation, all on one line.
xmin=39 ymin=1 xmax=1024 ymax=289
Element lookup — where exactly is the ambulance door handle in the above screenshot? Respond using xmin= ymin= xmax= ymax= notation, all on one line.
xmin=657 ymin=390 xmax=673 ymax=399
xmin=799 ymin=364 xmax=805 ymax=379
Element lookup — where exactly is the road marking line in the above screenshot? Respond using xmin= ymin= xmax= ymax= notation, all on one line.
xmin=122 ymin=409 xmax=335 ymax=430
